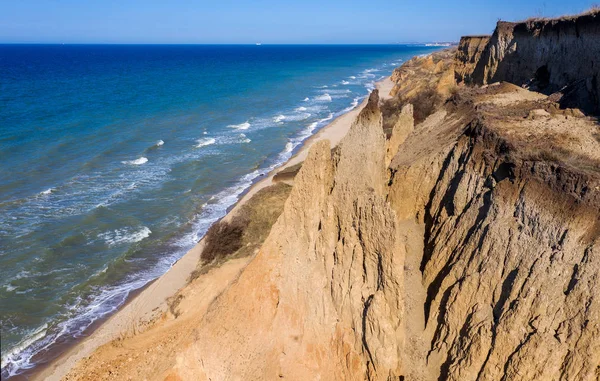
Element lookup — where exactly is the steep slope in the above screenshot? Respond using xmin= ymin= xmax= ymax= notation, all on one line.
xmin=454 ymin=36 xmax=490 ymax=85
xmin=169 ymin=91 xmax=408 ymax=380
xmin=388 ymin=82 xmax=600 ymax=380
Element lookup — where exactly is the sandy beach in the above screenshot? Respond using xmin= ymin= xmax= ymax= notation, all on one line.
xmin=31 ymin=77 xmax=394 ymax=381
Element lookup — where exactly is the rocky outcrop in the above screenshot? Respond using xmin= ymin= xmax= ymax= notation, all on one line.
xmin=388 ymin=84 xmax=600 ymax=379
xmin=170 ymin=90 xmax=408 ymax=380
xmin=454 ymin=36 xmax=490 ymax=85
xmin=385 ymin=49 xmax=456 ymax=125
xmin=466 ymin=11 xmax=600 ymax=114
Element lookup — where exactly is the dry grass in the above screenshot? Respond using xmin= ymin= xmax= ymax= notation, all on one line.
xmin=519 ymin=5 xmax=599 ymax=23
xmin=273 ymin=162 xmax=303 ymax=183
xmin=382 ymin=87 xmax=443 ymax=129
xmin=200 ymin=218 xmax=247 ymax=263
xmin=189 ymin=182 xmax=292 ymax=282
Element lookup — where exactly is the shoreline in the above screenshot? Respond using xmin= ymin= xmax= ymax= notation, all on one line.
xmin=27 ymin=76 xmax=395 ymax=381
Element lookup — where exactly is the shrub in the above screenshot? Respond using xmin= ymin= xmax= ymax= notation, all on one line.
xmin=200 ymin=217 xmax=248 ymax=263
xmin=411 ymin=88 xmax=442 ymax=124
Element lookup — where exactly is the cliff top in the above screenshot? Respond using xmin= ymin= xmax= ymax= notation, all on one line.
xmin=504 ymin=6 xmax=600 ymax=25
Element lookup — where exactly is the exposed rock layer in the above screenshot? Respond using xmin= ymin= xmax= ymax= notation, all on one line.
xmin=454 ymin=36 xmax=490 ymax=85
xmin=456 ymin=11 xmax=600 ymax=114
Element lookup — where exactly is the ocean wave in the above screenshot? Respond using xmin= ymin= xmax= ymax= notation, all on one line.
xmin=342 ymin=97 xmax=362 ymax=113
xmin=227 ymin=121 xmax=251 ymax=130
xmin=98 ymin=226 xmax=152 ymax=246
xmin=303 ymin=97 xmax=309 ymax=101
xmin=315 ymin=93 xmax=332 ymax=102
xmin=155 ymin=140 xmax=164 ymax=147
xmin=238 ymin=134 xmax=251 ymax=143
xmin=274 ymin=115 xmax=286 ymax=123
xmin=195 ymin=137 xmax=216 ymax=148
xmin=1 ymin=324 xmax=49 ymax=371
xmin=319 ymin=112 xmax=334 ymax=124
xmin=349 ymin=76 xmax=357 ymax=79
xmin=121 ymin=157 xmax=148 ymax=165
xmin=282 ymin=113 xmax=311 ymax=121
xmin=341 ymin=80 xmax=350 ymax=85
xmin=1 ymin=264 xmax=171 ymax=378
xmin=322 ymin=89 xmax=351 ymax=99
xmin=295 ymin=106 xmax=307 ymax=112
xmin=40 ymin=188 xmax=53 ymax=195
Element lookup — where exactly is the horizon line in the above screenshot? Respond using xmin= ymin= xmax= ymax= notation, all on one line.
xmin=0 ymin=42 xmax=457 ymax=46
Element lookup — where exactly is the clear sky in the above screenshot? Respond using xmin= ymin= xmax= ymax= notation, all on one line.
xmin=0 ymin=0 xmax=596 ymax=44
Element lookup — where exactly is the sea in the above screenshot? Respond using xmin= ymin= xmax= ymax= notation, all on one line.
xmin=0 ymin=44 xmax=440 ymax=378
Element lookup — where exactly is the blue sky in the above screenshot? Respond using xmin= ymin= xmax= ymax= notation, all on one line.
xmin=0 ymin=0 xmax=596 ymax=43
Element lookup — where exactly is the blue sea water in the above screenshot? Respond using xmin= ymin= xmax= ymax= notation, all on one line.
xmin=0 ymin=44 xmax=439 ymax=377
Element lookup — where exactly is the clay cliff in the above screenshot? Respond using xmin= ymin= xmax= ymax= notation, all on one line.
xmin=455 ymin=10 xmax=600 ymax=114
xmin=454 ymin=36 xmax=490 ymax=85
xmin=62 ymin=10 xmax=600 ymax=381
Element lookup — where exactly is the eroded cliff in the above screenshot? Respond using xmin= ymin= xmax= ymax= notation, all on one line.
xmin=62 ymin=12 xmax=600 ymax=381
xmin=454 ymin=36 xmax=490 ymax=85
xmin=456 ymin=10 xmax=600 ymax=114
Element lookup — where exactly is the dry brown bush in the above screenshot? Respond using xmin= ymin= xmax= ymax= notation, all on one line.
xmin=200 ymin=217 xmax=248 ymax=263
xmin=189 ymin=182 xmax=292 ymax=282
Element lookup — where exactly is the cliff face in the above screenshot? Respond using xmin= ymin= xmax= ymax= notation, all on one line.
xmin=63 ymin=13 xmax=600 ymax=381
xmin=454 ymin=36 xmax=490 ymax=85
xmin=163 ymin=83 xmax=599 ymax=381
xmin=388 ymin=83 xmax=600 ymax=380
xmin=462 ymin=11 xmax=600 ymax=114
xmin=171 ymin=91 xmax=408 ymax=380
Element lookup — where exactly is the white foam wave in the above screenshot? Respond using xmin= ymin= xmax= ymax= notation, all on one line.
xmin=284 ymin=142 xmax=294 ymax=153
xmin=155 ymin=140 xmax=164 ymax=147
xmin=342 ymin=97 xmax=362 ymax=113
xmin=282 ymin=113 xmax=311 ymax=121
xmin=295 ymin=106 xmax=307 ymax=112
xmin=40 ymin=188 xmax=53 ymax=195
xmin=315 ymin=93 xmax=332 ymax=102
xmin=349 ymin=76 xmax=357 ymax=79
xmin=319 ymin=112 xmax=334 ymax=123
xmin=322 ymin=89 xmax=351 ymax=95
xmin=121 ymin=157 xmax=148 ymax=165
xmin=303 ymin=97 xmax=309 ymax=101
xmin=227 ymin=121 xmax=251 ymax=130
xmin=195 ymin=137 xmax=216 ymax=148
xmin=98 ymin=226 xmax=152 ymax=246
xmin=238 ymin=134 xmax=251 ymax=143
xmin=341 ymin=80 xmax=350 ymax=85
xmin=274 ymin=115 xmax=286 ymax=123
xmin=1 ymin=324 xmax=49 ymax=371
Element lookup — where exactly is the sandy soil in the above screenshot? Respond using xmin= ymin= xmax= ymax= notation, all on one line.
xmin=31 ymin=77 xmax=394 ymax=381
